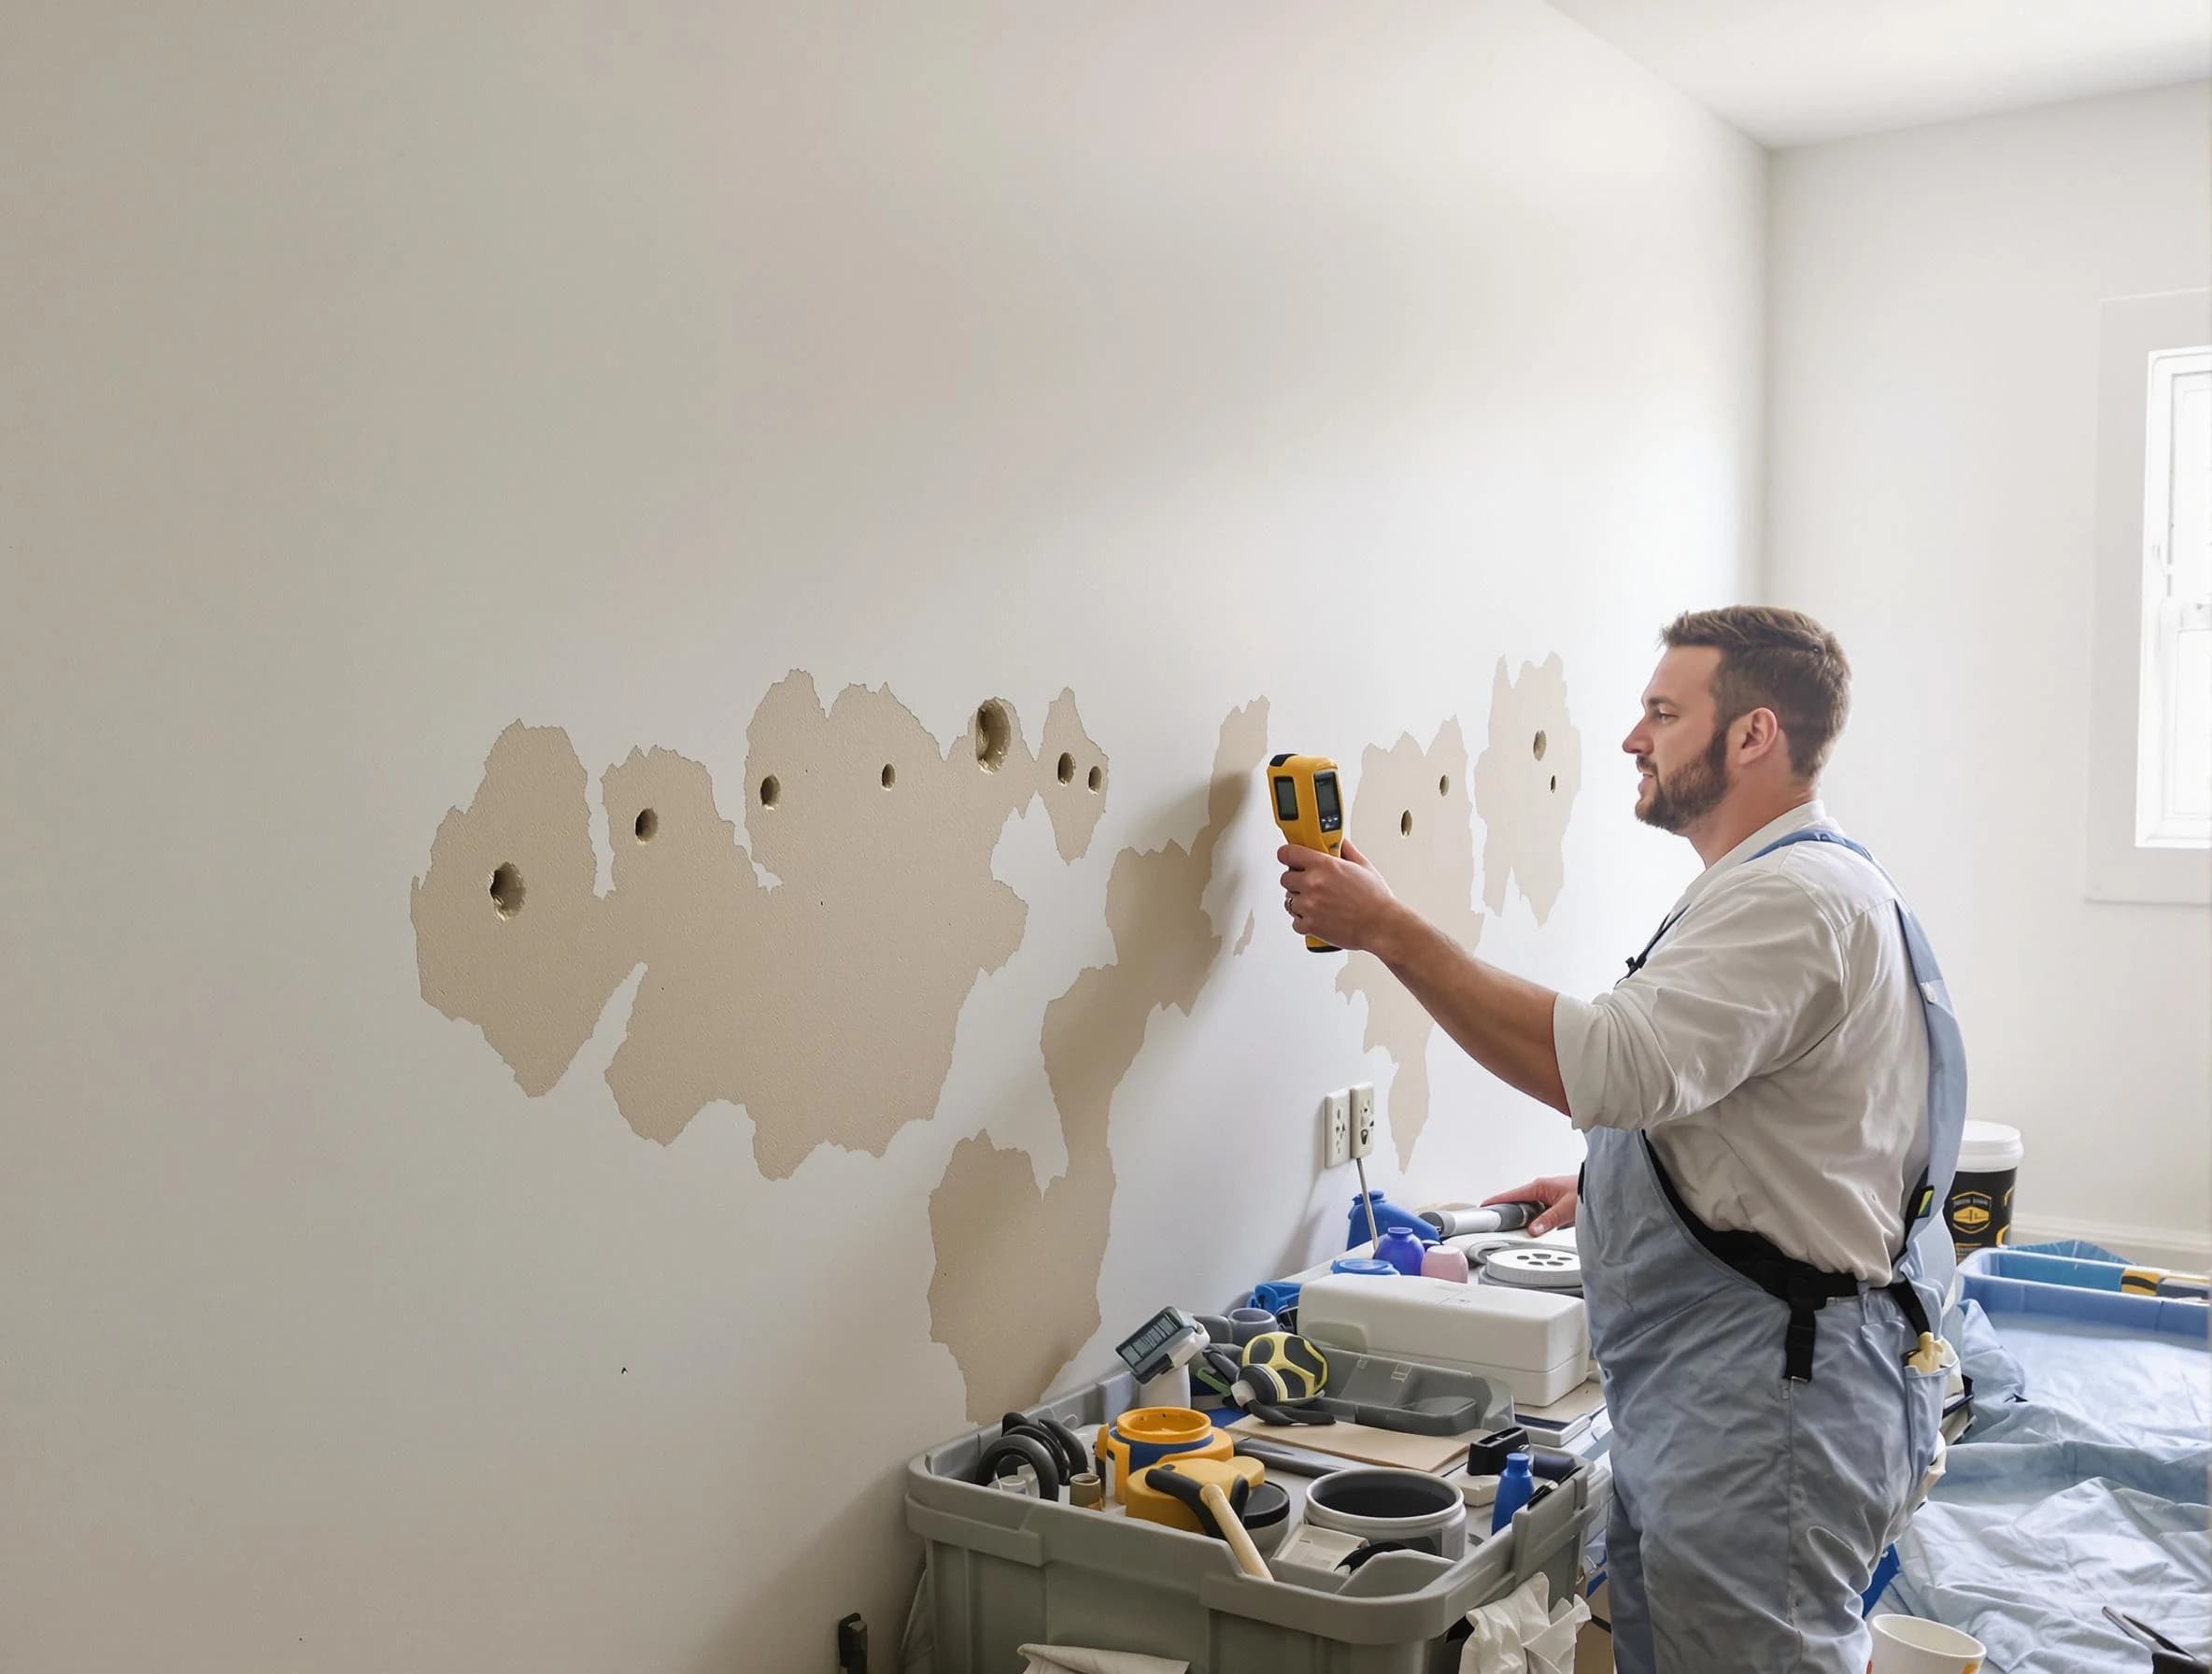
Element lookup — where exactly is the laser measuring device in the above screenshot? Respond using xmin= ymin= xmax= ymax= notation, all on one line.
xmin=1268 ymin=753 xmax=1345 ymax=953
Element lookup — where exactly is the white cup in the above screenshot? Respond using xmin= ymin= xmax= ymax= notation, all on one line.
xmin=1868 ymin=1615 xmax=1986 ymax=1673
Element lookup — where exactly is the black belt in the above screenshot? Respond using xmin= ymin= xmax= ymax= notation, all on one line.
xmin=1642 ymin=1136 xmax=1932 ymax=1383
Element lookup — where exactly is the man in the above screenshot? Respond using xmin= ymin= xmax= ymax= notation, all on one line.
xmin=1280 ymin=606 xmax=1964 ymax=1674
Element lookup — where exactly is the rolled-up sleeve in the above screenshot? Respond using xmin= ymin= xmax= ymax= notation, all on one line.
xmin=1553 ymin=871 xmax=1846 ymax=1132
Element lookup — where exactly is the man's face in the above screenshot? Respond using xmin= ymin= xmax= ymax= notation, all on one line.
xmin=1624 ymin=646 xmax=1731 ymax=833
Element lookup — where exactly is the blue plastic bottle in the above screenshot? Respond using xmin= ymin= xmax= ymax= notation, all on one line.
xmin=1490 ymin=1453 xmax=1535 ymax=1533
xmin=1373 ymin=1225 xmax=1427 ymax=1277
xmin=1345 ymin=1192 xmax=1439 ymax=1251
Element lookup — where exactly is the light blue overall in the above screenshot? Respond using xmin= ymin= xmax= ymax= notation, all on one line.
xmin=1580 ymin=829 xmax=1968 ymax=1674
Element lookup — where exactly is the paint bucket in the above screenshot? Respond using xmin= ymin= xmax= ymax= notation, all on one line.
xmin=1301 ymin=1467 xmax=1468 ymax=1560
xmin=1946 ymin=1122 xmax=2022 ymax=1255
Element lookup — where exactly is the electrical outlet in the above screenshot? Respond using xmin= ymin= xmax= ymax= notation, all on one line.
xmin=1349 ymin=1083 xmax=1376 ymax=1159
xmin=1322 ymin=1089 xmax=1352 ymax=1169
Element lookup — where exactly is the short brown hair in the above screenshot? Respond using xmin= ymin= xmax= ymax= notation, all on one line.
xmin=1662 ymin=606 xmax=1850 ymax=779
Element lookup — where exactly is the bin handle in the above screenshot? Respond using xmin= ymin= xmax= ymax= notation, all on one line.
xmin=906 ymin=1502 xmax=1046 ymax=1568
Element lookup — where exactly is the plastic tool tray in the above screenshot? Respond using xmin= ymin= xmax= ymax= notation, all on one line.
xmin=906 ymin=1363 xmax=1610 ymax=1674
xmin=1316 ymin=1353 xmax=1510 ymax=1436
xmin=1959 ymin=1248 xmax=2209 ymax=1339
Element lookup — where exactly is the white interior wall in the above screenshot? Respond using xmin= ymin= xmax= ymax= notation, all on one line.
xmin=1767 ymin=79 xmax=2212 ymax=1265
xmin=0 ymin=5 xmax=1763 ymax=1669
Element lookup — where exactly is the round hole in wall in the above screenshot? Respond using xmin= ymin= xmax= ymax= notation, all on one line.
xmin=489 ymin=862 xmax=526 ymax=919
xmin=1087 ymin=765 xmax=1104 ymax=794
xmin=1533 ymin=731 xmax=1548 ymax=761
xmin=1399 ymin=810 xmax=1412 ymax=837
xmin=972 ymin=701 xmax=1013 ymax=773
xmin=760 ymin=775 xmax=782 ymax=808
xmin=633 ymin=808 xmax=658 ymax=843
xmin=881 ymin=763 xmax=897 ymax=789
xmin=1438 ymin=775 xmax=1450 ymax=797
xmin=1056 ymin=751 xmax=1076 ymax=785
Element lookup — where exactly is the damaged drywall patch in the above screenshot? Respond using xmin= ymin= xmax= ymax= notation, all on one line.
xmin=411 ymin=723 xmax=633 ymax=1097
xmin=1039 ymin=689 xmax=1111 ymax=863
xmin=1334 ymin=720 xmax=1483 ymax=1170
xmin=1471 ymin=656 xmax=1581 ymax=922
xmin=927 ymin=700 xmax=1269 ymax=1422
xmin=410 ymin=674 xmax=1110 ymax=1173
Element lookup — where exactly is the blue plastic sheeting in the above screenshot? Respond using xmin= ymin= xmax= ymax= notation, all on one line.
xmin=1893 ymin=1297 xmax=2211 ymax=1673
xmin=2012 ymin=1238 xmax=2133 ymax=1264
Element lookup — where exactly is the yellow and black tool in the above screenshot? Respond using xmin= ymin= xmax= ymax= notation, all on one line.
xmin=1269 ymin=753 xmax=1345 ymax=952
xmin=2122 ymin=1265 xmax=2210 ymax=1299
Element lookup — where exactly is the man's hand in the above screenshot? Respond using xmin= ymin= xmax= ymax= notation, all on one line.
xmin=1484 ymin=1173 xmax=1580 ymax=1235
xmin=1279 ymin=839 xmax=1404 ymax=956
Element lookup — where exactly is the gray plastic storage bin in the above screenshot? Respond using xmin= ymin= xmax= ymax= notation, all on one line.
xmin=904 ymin=1368 xmax=1609 ymax=1673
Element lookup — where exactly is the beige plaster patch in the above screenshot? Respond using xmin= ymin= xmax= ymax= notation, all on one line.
xmin=927 ymin=700 xmax=1269 ymax=1422
xmin=411 ymin=723 xmax=634 ymax=1096
xmin=1334 ymin=721 xmax=1483 ymax=1170
xmin=1471 ymin=656 xmax=1581 ymax=922
xmin=1232 ymin=911 xmax=1256 ymax=956
xmin=411 ymin=674 xmax=1108 ymax=1174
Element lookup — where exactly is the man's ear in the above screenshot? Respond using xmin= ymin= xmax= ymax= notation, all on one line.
xmin=1733 ymin=706 xmax=1785 ymax=767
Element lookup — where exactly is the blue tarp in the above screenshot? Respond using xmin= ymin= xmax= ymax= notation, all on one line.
xmin=1891 ymin=1284 xmax=2211 ymax=1673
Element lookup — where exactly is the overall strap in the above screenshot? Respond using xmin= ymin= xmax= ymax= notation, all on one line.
xmin=1622 ymin=825 xmax=1873 ymax=979
xmin=1751 ymin=826 xmax=1944 ymax=1282
xmin=1623 ymin=909 xmax=1685 ymax=978
xmin=1642 ymin=1135 xmax=1855 ymax=1382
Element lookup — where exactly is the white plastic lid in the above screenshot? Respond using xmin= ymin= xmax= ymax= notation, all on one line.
xmin=1956 ymin=1120 xmax=2023 ymax=1172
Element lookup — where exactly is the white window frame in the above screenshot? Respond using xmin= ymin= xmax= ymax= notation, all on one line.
xmin=2134 ymin=347 xmax=2212 ymax=849
xmin=2087 ymin=289 xmax=2212 ymax=905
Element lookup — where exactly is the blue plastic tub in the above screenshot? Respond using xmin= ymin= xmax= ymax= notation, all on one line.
xmin=1959 ymin=1248 xmax=2208 ymax=1341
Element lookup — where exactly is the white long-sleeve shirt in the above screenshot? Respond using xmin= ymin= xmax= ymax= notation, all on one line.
xmin=1553 ymin=802 xmax=1932 ymax=1280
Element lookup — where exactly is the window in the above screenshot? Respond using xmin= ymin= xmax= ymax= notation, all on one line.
xmin=2136 ymin=347 xmax=2212 ymax=849
xmin=2088 ymin=290 xmax=2212 ymax=904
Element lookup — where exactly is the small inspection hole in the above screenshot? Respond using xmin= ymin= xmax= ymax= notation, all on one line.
xmin=1550 ymin=775 xmax=1558 ymax=792
xmin=633 ymin=808 xmax=658 ymax=843
xmin=1087 ymin=765 xmax=1104 ymax=794
xmin=881 ymin=763 xmax=897 ymax=789
xmin=1438 ymin=775 xmax=1450 ymax=797
xmin=1533 ymin=731 xmax=1548 ymax=761
xmin=972 ymin=701 xmax=1013 ymax=773
xmin=759 ymin=775 xmax=781 ymax=808
xmin=489 ymin=862 xmax=525 ymax=919
xmin=1399 ymin=810 xmax=1412 ymax=837
xmin=1056 ymin=752 xmax=1075 ymax=786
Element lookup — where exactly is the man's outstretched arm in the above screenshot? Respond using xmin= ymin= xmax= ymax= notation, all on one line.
xmin=1281 ymin=841 xmax=1568 ymax=1114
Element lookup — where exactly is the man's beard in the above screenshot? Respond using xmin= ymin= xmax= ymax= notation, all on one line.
xmin=1638 ymin=725 xmax=1731 ymax=833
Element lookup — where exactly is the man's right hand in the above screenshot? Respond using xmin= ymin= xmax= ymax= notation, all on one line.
xmin=1484 ymin=1174 xmax=1579 ymax=1235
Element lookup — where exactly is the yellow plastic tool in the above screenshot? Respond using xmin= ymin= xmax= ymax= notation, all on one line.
xmin=2122 ymin=1265 xmax=2210 ymax=1298
xmin=1268 ymin=753 xmax=1345 ymax=952
xmin=1124 ymin=1455 xmax=1266 ymax=1533
xmin=1099 ymin=1407 xmax=1232 ymax=1501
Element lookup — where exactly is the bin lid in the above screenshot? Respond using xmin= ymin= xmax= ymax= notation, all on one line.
xmin=1957 ymin=1120 xmax=2023 ymax=1172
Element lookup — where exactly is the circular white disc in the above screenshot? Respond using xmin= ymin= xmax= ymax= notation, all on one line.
xmin=1482 ymin=1245 xmax=1584 ymax=1291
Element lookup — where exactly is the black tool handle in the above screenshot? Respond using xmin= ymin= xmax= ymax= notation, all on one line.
xmin=836 ymin=1612 xmax=867 ymax=1674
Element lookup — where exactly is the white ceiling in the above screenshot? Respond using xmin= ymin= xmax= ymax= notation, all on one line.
xmin=1548 ymin=0 xmax=2212 ymax=147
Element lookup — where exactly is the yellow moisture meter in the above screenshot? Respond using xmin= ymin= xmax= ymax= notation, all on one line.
xmin=1268 ymin=753 xmax=1344 ymax=953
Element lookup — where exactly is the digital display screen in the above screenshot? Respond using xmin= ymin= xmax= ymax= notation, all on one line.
xmin=1314 ymin=773 xmax=1341 ymax=823
xmin=1273 ymin=776 xmax=1300 ymax=822
xmin=1116 ymin=1309 xmax=1190 ymax=1371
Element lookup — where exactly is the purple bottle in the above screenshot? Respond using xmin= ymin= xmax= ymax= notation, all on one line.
xmin=1373 ymin=1224 xmax=1427 ymax=1277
